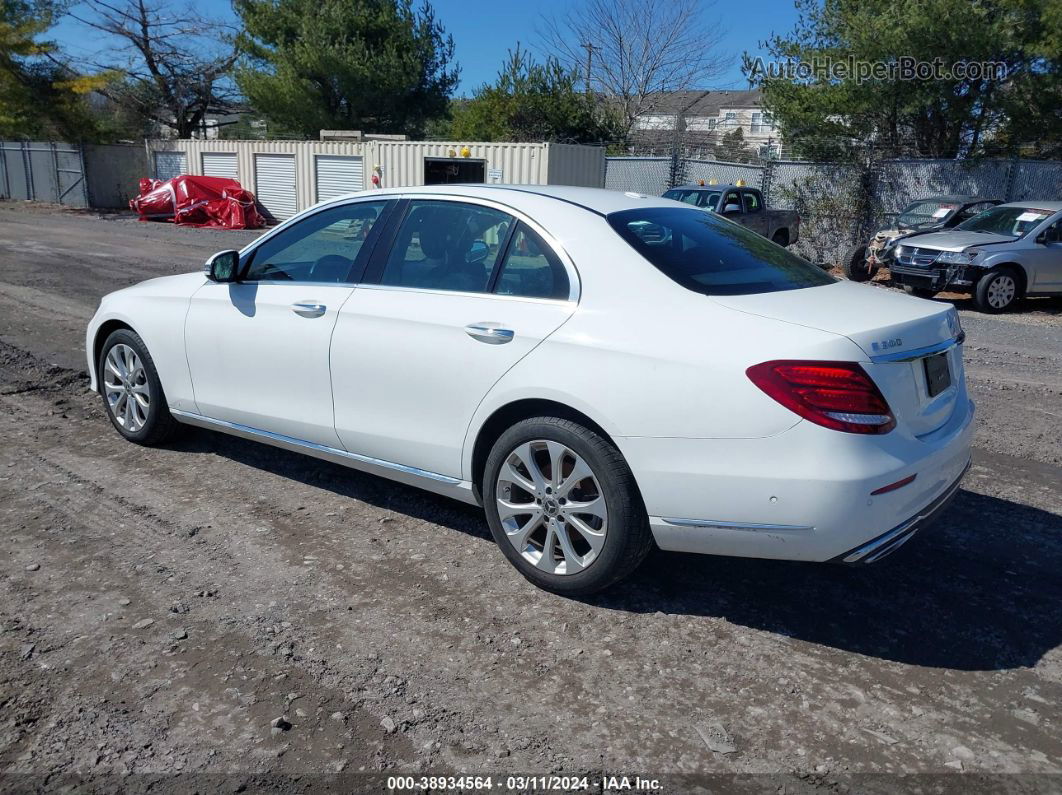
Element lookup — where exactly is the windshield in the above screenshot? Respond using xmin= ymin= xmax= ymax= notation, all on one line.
xmin=608 ymin=207 xmax=834 ymax=296
xmin=897 ymin=200 xmax=958 ymax=228
xmin=663 ymin=189 xmax=721 ymax=210
xmin=956 ymin=205 xmax=1053 ymax=238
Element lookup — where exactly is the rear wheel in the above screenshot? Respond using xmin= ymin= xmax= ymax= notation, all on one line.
xmin=771 ymin=230 xmax=789 ymax=247
xmin=903 ymin=285 xmax=937 ymax=299
xmin=973 ymin=266 xmax=1021 ymax=313
xmin=483 ymin=417 xmax=652 ymax=596
xmin=98 ymin=329 xmax=182 ymax=446
xmin=843 ymin=244 xmax=873 ymax=281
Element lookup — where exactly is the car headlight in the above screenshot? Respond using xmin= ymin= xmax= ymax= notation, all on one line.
xmin=936 ymin=250 xmax=975 ymax=264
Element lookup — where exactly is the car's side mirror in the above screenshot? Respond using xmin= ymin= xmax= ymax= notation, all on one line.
xmin=722 ymin=203 xmax=742 ymax=215
xmin=467 ymin=239 xmax=490 ymax=265
xmin=204 ymin=250 xmax=239 ymax=282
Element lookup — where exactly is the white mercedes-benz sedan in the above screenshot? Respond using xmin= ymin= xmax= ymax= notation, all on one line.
xmin=86 ymin=185 xmax=974 ymax=594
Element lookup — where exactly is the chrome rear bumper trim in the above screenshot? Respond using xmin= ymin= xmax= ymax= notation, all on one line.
xmin=834 ymin=459 xmax=971 ymax=565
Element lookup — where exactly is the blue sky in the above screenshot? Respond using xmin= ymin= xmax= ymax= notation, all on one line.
xmin=53 ymin=0 xmax=803 ymax=97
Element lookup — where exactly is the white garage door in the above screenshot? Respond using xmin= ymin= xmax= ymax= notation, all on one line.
xmin=202 ymin=152 xmax=239 ymax=181
xmin=154 ymin=151 xmax=187 ymax=181
xmin=254 ymin=154 xmax=297 ymax=220
xmin=315 ymin=155 xmax=364 ymax=202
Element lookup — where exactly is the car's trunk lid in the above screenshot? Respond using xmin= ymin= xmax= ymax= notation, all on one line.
xmin=711 ymin=281 xmax=964 ymax=436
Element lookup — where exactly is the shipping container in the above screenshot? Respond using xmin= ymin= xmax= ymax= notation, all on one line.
xmin=145 ymin=138 xmax=605 ymax=222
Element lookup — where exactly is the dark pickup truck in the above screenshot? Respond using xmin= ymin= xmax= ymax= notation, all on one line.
xmin=663 ymin=184 xmax=800 ymax=247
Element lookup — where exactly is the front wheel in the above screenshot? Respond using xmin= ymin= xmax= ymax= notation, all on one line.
xmin=483 ymin=417 xmax=653 ymax=596
xmin=843 ymin=244 xmax=873 ymax=281
xmin=973 ymin=266 xmax=1021 ymax=313
xmin=98 ymin=329 xmax=182 ymax=446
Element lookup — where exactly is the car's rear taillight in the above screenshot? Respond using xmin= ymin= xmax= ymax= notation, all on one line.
xmin=746 ymin=360 xmax=896 ymax=434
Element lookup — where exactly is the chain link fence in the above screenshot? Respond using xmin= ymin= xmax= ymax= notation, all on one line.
xmin=605 ymin=153 xmax=1062 ymax=264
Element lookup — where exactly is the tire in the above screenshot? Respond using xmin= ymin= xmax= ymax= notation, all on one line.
xmin=903 ymin=285 xmax=937 ymax=299
xmin=482 ymin=417 xmax=653 ymax=596
xmin=771 ymin=230 xmax=789 ymax=247
xmin=843 ymin=244 xmax=873 ymax=281
xmin=97 ymin=329 xmax=182 ymax=446
xmin=973 ymin=266 xmax=1021 ymax=313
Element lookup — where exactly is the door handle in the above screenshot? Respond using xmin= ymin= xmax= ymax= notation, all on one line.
xmin=464 ymin=323 xmax=514 ymax=344
xmin=292 ymin=302 xmax=326 ymax=318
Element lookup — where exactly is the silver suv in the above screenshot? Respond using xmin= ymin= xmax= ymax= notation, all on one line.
xmin=890 ymin=201 xmax=1062 ymax=312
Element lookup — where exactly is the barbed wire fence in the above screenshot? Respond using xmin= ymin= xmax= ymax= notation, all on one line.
xmin=605 ymin=133 xmax=1062 ymax=265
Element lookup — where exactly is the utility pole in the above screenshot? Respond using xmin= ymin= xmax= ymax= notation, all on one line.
xmin=581 ymin=41 xmax=598 ymax=94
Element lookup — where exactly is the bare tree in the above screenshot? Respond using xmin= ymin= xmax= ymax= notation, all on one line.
xmin=539 ymin=0 xmax=730 ymax=138
xmin=64 ymin=0 xmax=238 ymax=138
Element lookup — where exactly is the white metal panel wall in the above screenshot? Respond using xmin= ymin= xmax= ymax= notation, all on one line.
xmin=315 ymin=155 xmax=364 ymax=202
xmin=154 ymin=151 xmax=187 ymax=180
xmin=254 ymin=154 xmax=297 ymax=219
xmin=201 ymin=151 xmax=238 ymax=180
xmin=373 ymin=142 xmax=550 ymax=188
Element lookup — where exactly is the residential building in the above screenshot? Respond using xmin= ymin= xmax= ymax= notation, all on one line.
xmin=630 ymin=89 xmax=782 ymax=160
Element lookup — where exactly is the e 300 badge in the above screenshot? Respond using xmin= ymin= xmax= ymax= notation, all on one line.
xmin=872 ymin=338 xmax=903 ymax=352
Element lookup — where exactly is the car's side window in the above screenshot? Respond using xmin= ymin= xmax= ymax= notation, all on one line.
xmin=379 ymin=200 xmax=513 ymax=293
xmin=493 ymin=223 xmax=570 ymax=300
xmin=722 ymin=192 xmax=742 ymax=212
xmin=1041 ymin=220 xmax=1061 ymax=244
xmin=742 ymin=191 xmax=762 ymax=213
xmin=243 ymin=201 xmax=389 ymax=283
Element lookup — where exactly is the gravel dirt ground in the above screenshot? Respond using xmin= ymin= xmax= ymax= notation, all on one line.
xmin=1 ymin=203 xmax=1060 ymax=793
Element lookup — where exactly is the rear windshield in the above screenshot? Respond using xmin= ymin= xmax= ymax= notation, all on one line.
xmin=662 ymin=189 xmax=721 ymax=210
xmin=607 ymin=207 xmax=833 ymax=296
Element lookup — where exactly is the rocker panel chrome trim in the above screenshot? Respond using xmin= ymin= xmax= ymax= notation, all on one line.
xmin=169 ymin=409 xmax=479 ymax=504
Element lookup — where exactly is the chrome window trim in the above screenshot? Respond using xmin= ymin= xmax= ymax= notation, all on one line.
xmin=353 ymin=282 xmax=575 ymax=306
xmin=235 ymin=192 xmax=583 ymax=303
xmin=869 ymin=335 xmax=963 ymax=363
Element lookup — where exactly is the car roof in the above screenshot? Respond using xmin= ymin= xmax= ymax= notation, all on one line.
xmin=998 ymin=200 xmax=1062 ymax=211
xmin=913 ymin=194 xmax=1000 ymax=204
xmin=326 ymin=184 xmax=676 ymax=216
xmin=669 ymin=184 xmax=755 ymax=193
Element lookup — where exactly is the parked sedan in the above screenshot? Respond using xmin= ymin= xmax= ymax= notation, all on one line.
xmin=890 ymin=201 xmax=1062 ymax=312
xmin=86 ymin=186 xmax=974 ymax=595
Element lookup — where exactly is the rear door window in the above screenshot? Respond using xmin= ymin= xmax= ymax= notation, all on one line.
xmin=378 ymin=200 xmax=513 ymax=293
xmin=608 ymin=207 xmax=834 ymax=295
xmin=493 ymin=223 xmax=570 ymax=300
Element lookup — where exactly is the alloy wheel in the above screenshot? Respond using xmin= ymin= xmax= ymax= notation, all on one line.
xmin=495 ymin=440 xmax=608 ymax=575
xmin=987 ymin=274 xmax=1016 ymax=309
xmin=103 ymin=343 xmax=150 ymax=432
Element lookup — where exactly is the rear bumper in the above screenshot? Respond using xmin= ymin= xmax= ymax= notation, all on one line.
xmin=619 ymin=396 xmax=975 ymax=563
xmin=829 ymin=459 xmax=970 ymax=564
